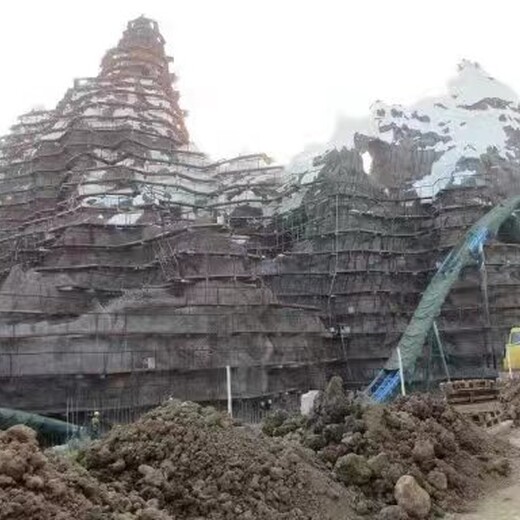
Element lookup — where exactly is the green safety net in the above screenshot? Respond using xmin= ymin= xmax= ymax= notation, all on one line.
xmin=385 ymin=195 xmax=520 ymax=372
xmin=497 ymin=209 xmax=520 ymax=243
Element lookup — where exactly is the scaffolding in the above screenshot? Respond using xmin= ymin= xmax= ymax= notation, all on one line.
xmin=0 ymin=17 xmax=518 ymax=421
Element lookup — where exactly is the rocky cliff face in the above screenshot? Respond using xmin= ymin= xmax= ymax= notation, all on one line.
xmin=0 ymin=17 xmax=333 ymax=418
xmin=291 ymin=60 xmax=520 ymax=196
xmin=1 ymin=18 xmax=520 ymax=418
xmin=364 ymin=60 xmax=520 ymax=195
xmin=283 ymin=60 xmax=520 ymax=384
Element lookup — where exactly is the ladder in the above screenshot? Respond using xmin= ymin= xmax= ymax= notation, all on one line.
xmin=153 ymin=239 xmax=181 ymax=281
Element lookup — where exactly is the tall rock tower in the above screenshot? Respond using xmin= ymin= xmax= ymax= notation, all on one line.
xmin=0 ymin=17 xmax=331 ymax=419
xmin=98 ymin=16 xmax=189 ymax=145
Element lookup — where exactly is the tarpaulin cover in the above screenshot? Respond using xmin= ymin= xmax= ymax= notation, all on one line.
xmin=0 ymin=407 xmax=82 ymax=444
xmin=385 ymin=195 xmax=520 ymax=372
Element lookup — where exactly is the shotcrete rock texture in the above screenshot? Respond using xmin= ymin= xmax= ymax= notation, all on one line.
xmin=1 ymin=16 xmax=520 ymax=416
xmin=0 ymin=17 xmax=336 ymax=416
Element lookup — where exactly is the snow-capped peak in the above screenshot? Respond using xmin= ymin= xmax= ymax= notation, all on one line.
xmin=448 ymin=60 xmax=518 ymax=106
xmin=289 ymin=61 xmax=520 ymax=198
xmin=369 ymin=61 xmax=520 ymax=197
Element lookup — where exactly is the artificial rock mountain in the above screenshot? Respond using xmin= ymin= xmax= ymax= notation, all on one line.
xmin=0 ymin=19 xmax=518 ymax=418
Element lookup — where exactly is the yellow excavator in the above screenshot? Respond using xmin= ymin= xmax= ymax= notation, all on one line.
xmin=503 ymin=327 xmax=520 ymax=372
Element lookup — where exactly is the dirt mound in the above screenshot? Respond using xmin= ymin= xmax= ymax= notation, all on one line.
xmin=83 ymin=400 xmax=355 ymax=520
xmin=0 ymin=424 xmax=132 ymax=520
xmin=499 ymin=378 xmax=520 ymax=424
xmin=264 ymin=377 xmax=511 ymax=518
xmin=2 ymin=388 xmax=505 ymax=520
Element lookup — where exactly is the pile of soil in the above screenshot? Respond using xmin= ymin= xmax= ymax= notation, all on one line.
xmin=499 ymin=377 xmax=520 ymax=424
xmin=1 ymin=387 xmax=508 ymax=520
xmin=83 ymin=400 xmax=355 ymax=520
xmin=264 ymin=377 xmax=511 ymax=519
xmin=0 ymin=424 xmax=131 ymax=520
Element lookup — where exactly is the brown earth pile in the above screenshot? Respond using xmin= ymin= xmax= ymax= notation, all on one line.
xmin=499 ymin=377 xmax=520 ymax=424
xmin=264 ymin=377 xmax=511 ymax=519
xmin=83 ymin=400 xmax=356 ymax=520
xmin=0 ymin=423 xmax=136 ymax=520
xmin=1 ymin=386 xmax=509 ymax=520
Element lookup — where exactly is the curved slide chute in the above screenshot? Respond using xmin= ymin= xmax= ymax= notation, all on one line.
xmin=367 ymin=195 xmax=520 ymax=402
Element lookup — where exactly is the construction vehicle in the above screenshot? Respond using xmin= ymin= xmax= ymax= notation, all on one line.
xmin=503 ymin=326 xmax=520 ymax=372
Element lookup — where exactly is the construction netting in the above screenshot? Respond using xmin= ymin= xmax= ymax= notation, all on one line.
xmin=0 ymin=407 xmax=82 ymax=445
xmin=384 ymin=195 xmax=520 ymax=373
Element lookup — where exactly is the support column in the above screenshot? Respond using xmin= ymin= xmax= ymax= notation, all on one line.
xmin=226 ymin=365 xmax=233 ymax=417
xmin=397 ymin=346 xmax=406 ymax=396
xmin=433 ymin=321 xmax=451 ymax=382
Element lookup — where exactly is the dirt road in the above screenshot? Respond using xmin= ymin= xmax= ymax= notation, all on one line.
xmin=448 ymin=428 xmax=520 ymax=520
xmin=448 ymin=482 xmax=520 ymax=519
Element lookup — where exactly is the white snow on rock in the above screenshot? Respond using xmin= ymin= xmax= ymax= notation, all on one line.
xmin=361 ymin=151 xmax=372 ymax=175
xmin=107 ymin=211 xmax=143 ymax=225
xmin=286 ymin=115 xmax=370 ymax=179
xmin=371 ymin=60 xmax=520 ymax=197
xmin=372 ymin=60 xmax=520 ymax=198
xmin=287 ymin=60 xmax=520 ymax=198
xmin=448 ymin=60 xmax=518 ymax=105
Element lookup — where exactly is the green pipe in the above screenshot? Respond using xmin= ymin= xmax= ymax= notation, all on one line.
xmin=0 ymin=407 xmax=84 ymax=445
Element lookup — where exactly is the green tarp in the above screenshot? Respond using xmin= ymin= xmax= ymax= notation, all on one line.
xmin=385 ymin=195 xmax=520 ymax=372
xmin=0 ymin=407 xmax=82 ymax=445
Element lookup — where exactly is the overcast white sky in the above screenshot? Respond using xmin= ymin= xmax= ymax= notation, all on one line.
xmin=1 ymin=0 xmax=519 ymax=162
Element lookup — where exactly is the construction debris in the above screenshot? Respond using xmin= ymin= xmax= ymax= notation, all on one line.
xmin=264 ymin=377 xmax=511 ymax=518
